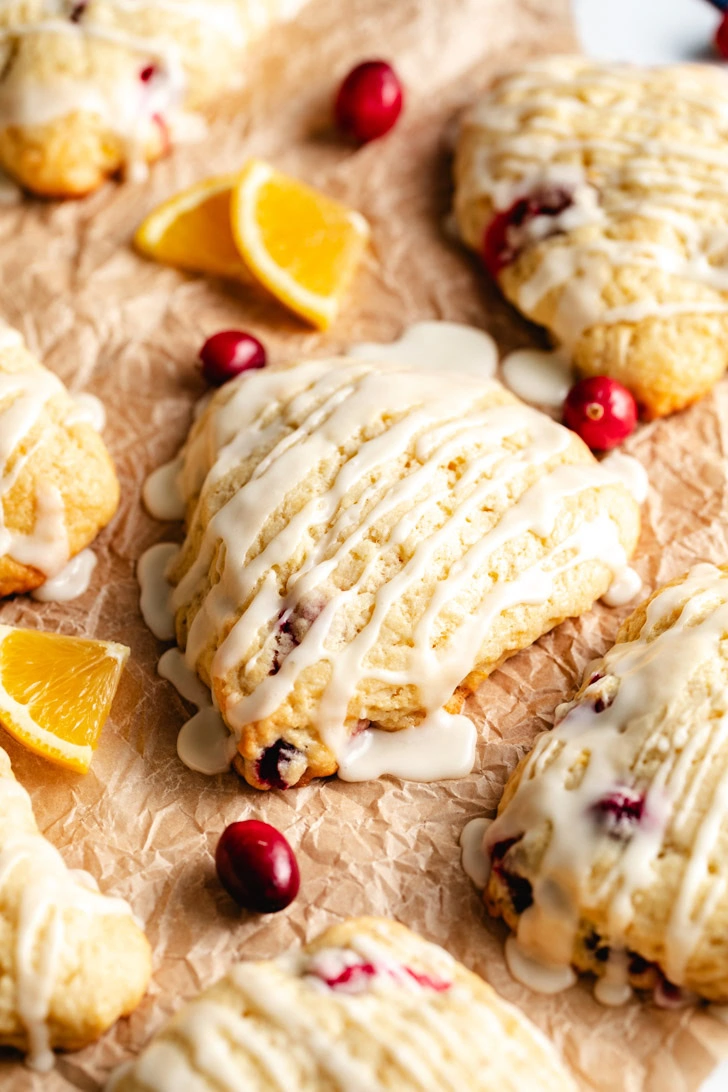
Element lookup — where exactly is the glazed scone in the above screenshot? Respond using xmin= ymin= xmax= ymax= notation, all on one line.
xmin=0 ymin=744 xmax=151 ymax=1069
xmin=106 ymin=916 xmax=576 ymax=1092
xmin=0 ymin=0 xmax=306 ymax=197
xmin=164 ymin=357 xmax=640 ymax=790
xmin=0 ymin=323 xmax=118 ymax=597
xmin=454 ymin=56 xmax=728 ymax=418
xmin=482 ymin=563 xmax=728 ymax=1005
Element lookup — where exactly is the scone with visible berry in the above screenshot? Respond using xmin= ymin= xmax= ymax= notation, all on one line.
xmin=0 ymin=324 xmax=118 ymax=597
xmin=483 ymin=563 xmax=728 ymax=1005
xmin=0 ymin=745 xmax=151 ymax=1069
xmin=0 ymin=0 xmax=306 ymax=197
xmin=106 ymin=916 xmax=576 ymax=1092
xmin=166 ymin=356 xmax=640 ymax=790
xmin=454 ymin=56 xmax=728 ymax=418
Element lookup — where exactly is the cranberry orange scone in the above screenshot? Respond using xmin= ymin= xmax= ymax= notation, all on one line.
xmin=164 ymin=357 xmax=640 ymax=790
xmin=0 ymin=745 xmax=151 ymax=1070
xmin=0 ymin=324 xmax=118 ymax=597
xmin=483 ymin=563 xmax=728 ymax=1005
xmin=107 ymin=917 xmax=576 ymax=1092
xmin=454 ymin=57 xmax=728 ymax=418
xmin=0 ymin=0 xmax=306 ymax=197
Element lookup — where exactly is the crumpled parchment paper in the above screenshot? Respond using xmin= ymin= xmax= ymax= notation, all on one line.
xmin=1 ymin=0 xmax=726 ymax=1088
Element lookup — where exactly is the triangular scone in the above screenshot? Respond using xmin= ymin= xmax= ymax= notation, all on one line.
xmin=483 ymin=563 xmax=728 ymax=1004
xmin=0 ymin=745 xmax=151 ymax=1069
xmin=167 ymin=358 xmax=640 ymax=789
xmin=0 ymin=325 xmax=118 ymax=597
xmin=107 ymin=916 xmax=576 ymax=1092
xmin=0 ymin=0 xmax=306 ymax=197
xmin=454 ymin=57 xmax=728 ymax=418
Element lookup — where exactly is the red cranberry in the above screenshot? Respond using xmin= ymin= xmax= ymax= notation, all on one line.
xmin=199 ymin=330 xmax=267 ymax=387
xmin=334 ymin=60 xmax=403 ymax=143
xmin=590 ymin=787 xmax=645 ymax=840
xmin=716 ymin=14 xmax=728 ymax=60
xmin=322 ymin=962 xmax=378 ymax=990
xmin=256 ymin=739 xmax=302 ymax=789
xmin=482 ymin=186 xmax=573 ymax=279
xmin=215 ymin=820 xmax=299 ymax=913
xmin=490 ymin=837 xmax=533 ymax=913
xmin=563 ymin=376 xmax=637 ymax=451
xmin=69 ymin=1 xmax=87 ymax=21
xmin=140 ymin=64 xmax=157 ymax=83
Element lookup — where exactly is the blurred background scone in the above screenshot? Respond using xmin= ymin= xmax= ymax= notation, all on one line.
xmin=0 ymin=0 xmax=306 ymax=197
xmin=0 ymin=745 xmax=150 ymax=1069
xmin=164 ymin=357 xmax=640 ymax=790
xmin=0 ymin=324 xmax=118 ymax=597
xmin=454 ymin=56 xmax=728 ymax=418
xmin=106 ymin=916 xmax=576 ymax=1092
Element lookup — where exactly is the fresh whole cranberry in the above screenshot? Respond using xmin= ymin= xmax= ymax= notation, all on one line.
xmin=199 ymin=330 xmax=267 ymax=386
xmin=334 ymin=60 xmax=404 ymax=143
xmin=215 ymin=819 xmax=300 ymax=912
xmin=563 ymin=376 xmax=637 ymax=451
xmin=716 ymin=13 xmax=728 ymax=60
xmin=590 ymin=787 xmax=645 ymax=841
xmin=482 ymin=186 xmax=573 ymax=279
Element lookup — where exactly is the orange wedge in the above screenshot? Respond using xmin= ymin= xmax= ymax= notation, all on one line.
xmin=230 ymin=159 xmax=370 ymax=330
xmin=134 ymin=173 xmax=249 ymax=279
xmin=0 ymin=626 xmax=129 ymax=773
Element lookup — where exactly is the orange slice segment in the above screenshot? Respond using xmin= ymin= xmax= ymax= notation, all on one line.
xmin=230 ymin=159 xmax=370 ymax=330
xmin=134 ymin=174 xmax=248 ymax=279
xmin=0 ymin=626 xmax=129 ymax=773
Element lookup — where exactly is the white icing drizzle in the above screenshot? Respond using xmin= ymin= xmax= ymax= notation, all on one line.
xmin=505 ymin=936 xmax=577 ymax=995
xmin=0 ymin=771 xmax=135 ymax=1072
xmin=337 ymin=708 xmax=477 ymax=783
xmin=347 ymin=321 xmax=498 ymax=379
xmin=459 ymin=816 xmax=492 ymax=890
xmin=142 ymin=455 xmax=185 ymax=521
xmin=600 ymin=566 xmax=642 ymax=608
xmin=65 ymin=392 xmax=106 ymax=432
xmin=458 ymin=58 xmax=728 ymax=348
xmin=137 ymin=542 xmax=178 ymax=640
xmin=486 ymin=563 xmax=728 ymax=1002
xmin=168 ymin=359 xmax=634 ymax=783
xmin=31 ymin=547 xmax=96 ymax=602
xmin=600 ymin=450 xmax=649 ymax=505
xmin=105 ymin=925 xmax=574 ymax=1092
xmin=158 ymin=648 xmax=235 ymax=775
xmin=0 ymin=359 xmax=71 ymax=578
xmin=500 ymin=348 xmax=573 ymax=410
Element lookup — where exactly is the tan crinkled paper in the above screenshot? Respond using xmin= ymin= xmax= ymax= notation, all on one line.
xmin=1 ymin=0 xmax=727 ymax=1088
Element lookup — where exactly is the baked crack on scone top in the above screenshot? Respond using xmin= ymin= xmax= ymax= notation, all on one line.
xmin=166 ymin=357 xmax=640 ymax=790
xmin=0 ymin=323 xmax=119 ymax=597
xmin=454 ymin=56 xmax=728 ymax=417
xmin=0 ymin=0 xmax=306 ymax=197
xmin=483 ymin=563 xmax=728 ymax=1005
xmin=106 ymin=916 xmax=576 ymax=1092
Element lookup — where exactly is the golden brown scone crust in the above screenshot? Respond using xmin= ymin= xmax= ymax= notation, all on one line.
xmin=454 ymin=56 xmax=728 ymax=418
xmin=0 ymin=329 xmax=119 ymax=597
xmin=0 ymin=746 xmax=151 ymax=1058
xmin=484 ymin=563 xmax=728 ymax=1003
xmin=168 ymin=358 xmax=640 ymax=790
xmin=0 ymin=1 xmax=303 ymax=197
xmin=107 ymin=916 xmax=576 ymax=1092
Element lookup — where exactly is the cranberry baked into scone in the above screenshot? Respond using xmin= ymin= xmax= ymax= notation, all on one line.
xmin=0 ymin=745 xmax=151 ymax=1070
xmin=0 ymin=0 xmax=306 ymax=197
xmin=454 ymin=57 xmax=728 ymax=418
xmin=165 ymin=357 xmax=640 ymax=790
xmin=0 ymin=324 xmax=118 ymax=597
xmin=106 ymin=917 xmax=576 ymax=1092
xmin=483 ymin=563 xmax=728 ymax=1004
